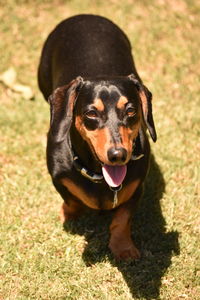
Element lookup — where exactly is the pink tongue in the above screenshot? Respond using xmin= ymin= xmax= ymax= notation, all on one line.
xmin=102 ymin=165 xmax=127 ymax=187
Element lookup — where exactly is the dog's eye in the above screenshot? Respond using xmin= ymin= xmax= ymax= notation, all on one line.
xmin=84 ymin=110 xmax=98 ymax=119
xmin=126 ymin=107 xmax=135 ymax=117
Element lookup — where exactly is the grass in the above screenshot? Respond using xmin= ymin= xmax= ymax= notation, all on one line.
xmin=0 ymin=0 xmax=200 ymax=299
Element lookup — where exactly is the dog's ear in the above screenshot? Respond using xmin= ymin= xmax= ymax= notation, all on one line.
xmin=48 ymin=76 xmax=83 ymax=141
xmin=128 ymin=74 xmax=157 ymax=142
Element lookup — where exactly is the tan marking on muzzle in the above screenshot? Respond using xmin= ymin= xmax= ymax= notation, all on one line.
xmin=75 ymin=116 xmax=112 ymax=164
xmin=118 ymin=125 xmax=140 ymax=162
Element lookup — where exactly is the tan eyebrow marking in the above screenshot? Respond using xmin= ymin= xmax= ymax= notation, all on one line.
xmin=116 ymin=96 xmax=128 ymax=109
xmin=93 ymin=98 xmax=105 ymax=111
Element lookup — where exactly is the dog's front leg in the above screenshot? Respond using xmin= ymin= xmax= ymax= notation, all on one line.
xmin=60 ymin=200 xmax=85 ymax=223
xmin=109 ymin=185 xmax=143 ymax=260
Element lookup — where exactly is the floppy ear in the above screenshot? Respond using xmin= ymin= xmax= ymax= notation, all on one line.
xmin=128 ymin=74 xmax=157 ymax=142
xmin=48 ymin=76 xmax=83 ymax=142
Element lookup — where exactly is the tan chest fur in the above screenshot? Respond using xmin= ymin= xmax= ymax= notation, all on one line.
xmin=61 ymin=178 xmax=140 ymax=210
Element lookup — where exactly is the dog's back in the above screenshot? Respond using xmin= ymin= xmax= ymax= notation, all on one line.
xmin=38 ymin=14 xmax=140 ymax=100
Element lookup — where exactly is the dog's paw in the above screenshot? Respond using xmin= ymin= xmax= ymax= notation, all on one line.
xmin=109 ymin=238 xmax=141 ymax=260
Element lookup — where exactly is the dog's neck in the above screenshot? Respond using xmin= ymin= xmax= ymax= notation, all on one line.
xmin=70 ymin=124 xmax=102 ymax=174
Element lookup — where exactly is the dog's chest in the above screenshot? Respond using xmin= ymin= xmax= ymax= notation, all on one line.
xmin=60 ymin=177 xmax=140 ymax=210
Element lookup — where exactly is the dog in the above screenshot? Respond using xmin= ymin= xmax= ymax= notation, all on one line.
xmin=38 ymin=14 xmax=157 ymax=260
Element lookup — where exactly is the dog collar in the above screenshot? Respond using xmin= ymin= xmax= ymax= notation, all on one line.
xmin=72 ymin=146 xmax=143 ymax=208
xmin=73 ymin=155 xmax=122 ymax=207
xmin=131 ymin=153 xmax=144 ymax=160
xmin=72 ymin=142 xmax=144 ymax=184
xmin=73 ymin=155 xmax=104 ymax=183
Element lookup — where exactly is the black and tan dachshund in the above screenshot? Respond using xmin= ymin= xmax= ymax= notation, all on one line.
xmin=38 ymin=14 xmax=157 ymax=260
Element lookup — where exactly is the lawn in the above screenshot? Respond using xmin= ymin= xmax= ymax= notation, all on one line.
xmin=0 ymin=0 xmax=199 ymax=299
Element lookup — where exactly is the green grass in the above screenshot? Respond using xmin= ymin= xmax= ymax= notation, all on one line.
xmin=0 ymin=0 xmax=200 ymax=299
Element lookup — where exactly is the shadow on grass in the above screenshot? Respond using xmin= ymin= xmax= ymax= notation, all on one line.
xmin=63 ymin=155 xmax=179 ymax=299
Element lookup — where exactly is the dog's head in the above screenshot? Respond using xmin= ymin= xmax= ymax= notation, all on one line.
xmin=48 ymin=75 xmax=156 ymax=187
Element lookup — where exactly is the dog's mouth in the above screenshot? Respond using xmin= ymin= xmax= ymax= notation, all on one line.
xmin=87 ymin=144 xmax=128 ymax=187
xmin=102 ymin=164 xmax=127 ymax=187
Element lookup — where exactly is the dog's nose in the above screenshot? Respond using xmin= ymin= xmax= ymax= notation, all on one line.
xmin=107 ymin=147 xmax=127 ymax=164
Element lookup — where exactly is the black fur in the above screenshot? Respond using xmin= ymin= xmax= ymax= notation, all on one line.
xmin=38 ymin=14 xmax=157 ymax=259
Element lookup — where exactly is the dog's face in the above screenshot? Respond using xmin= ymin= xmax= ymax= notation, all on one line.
xmin=48 ymin=75 xmax=156 ymax=187
xmin=74 ymin=78 xmax=142 ymax=166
